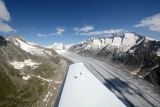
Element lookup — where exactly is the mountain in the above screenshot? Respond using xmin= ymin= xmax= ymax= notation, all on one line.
xmin=69 ymin=32 xmax=160 ymax=86
xmin=46 ymin=42 xmax=73 ymax=53
xmin=0 ymin=35 xmax=70 ymax=107
xmin=46 ymin=42 xmax=65 ymax=50
xmin=70 ymin=32 xmax=143 ymax=55
xmin=6 ymin=36 xmax=57 ymax=56
xmin=120 ymin=37 xmax=160 ymax=85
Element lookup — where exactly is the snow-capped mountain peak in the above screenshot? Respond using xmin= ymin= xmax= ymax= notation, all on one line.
xmin=70 ymin=32 xmax=143 ymax=54
xmin=6 ymin=36 xmax=54 ymax=56
xmin=46 ymin=42 xmax=64 ymax=50
xmin=46 ymin=42 xmax=73 ymax=53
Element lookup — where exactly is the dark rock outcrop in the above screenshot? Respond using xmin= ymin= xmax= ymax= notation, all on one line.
xmin=0 ymin=36 xmax=7 ymax=46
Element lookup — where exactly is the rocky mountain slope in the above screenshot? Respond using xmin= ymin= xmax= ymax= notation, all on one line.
xmin=0 ymin=35 xmax=69 ymax=107
xmin=70 ymin=32 xmax=143 ymax=55
xmin=69 ymin=32 xmax=160 ymax=86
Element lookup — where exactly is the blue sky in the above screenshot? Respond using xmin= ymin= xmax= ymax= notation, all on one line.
xmin=0 ymin=0 xmax=160 ymax=45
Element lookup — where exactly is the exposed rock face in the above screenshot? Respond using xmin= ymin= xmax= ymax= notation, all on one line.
xmin=69 ymin=32 xmax=160 ymax=86
xmin=0 ymin=35 xmax=69 ymax=107
xmin=70 ymin=32 xmax=143 ymax=55
xmin=0 ymin=35 xmax=7 ymax=46
xmin=120 ymin=38 xmax=160 ymax=85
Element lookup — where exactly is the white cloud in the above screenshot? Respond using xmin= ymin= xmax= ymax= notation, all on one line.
xmin=74 ymin=25 xmax=94 ymax=33
xmin=79 ymin=29 xmax=125 ymax=36
xmin=0 ymin=0 xmax=15 ymax=33
xmin=37 ymin=33 xmax=47 ymax=37
xmin=135 ymin=13 xmax=160 ymax=32
xmin=37 ymin=27 xmax=65 ymax=37
xmin=0 ymin=22 xmax=16 ymax=33
xmin=74 ymin=25 xmax=125 ymax=36
xmin=0 ymin=0 xmax=10 ymax=21
xmin=50 ymin=27 xmax=65 ymax=36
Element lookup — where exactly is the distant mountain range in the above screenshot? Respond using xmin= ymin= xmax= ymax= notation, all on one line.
xmin=46 ymin=42 xmax=73 ymax=54
xmin=0 ymin=35 xmax=68 ymax=106
xmin=1 ymin=33 xmax=160 ymax=106
xmin=46 ymin=42 xmax=65 ymax=50
xmin=69 ymin=32 xmax=160 ymax=86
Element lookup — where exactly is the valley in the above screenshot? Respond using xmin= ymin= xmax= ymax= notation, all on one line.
xmin=60 ymin=52 xmax=160 ymax=107
xmin=0 ymin=35 xmax=71 ymax=107
xmin=69 ymin=32 xmax=160 ymax=86
xmin=0 ymin=0 xmax=160 ymax=106
xmin=1 ymin=32 xmax=160 ymax=107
